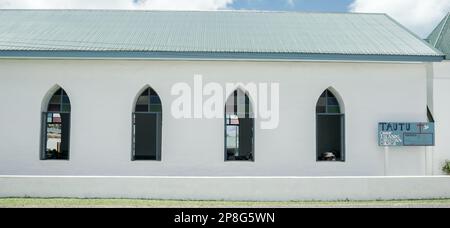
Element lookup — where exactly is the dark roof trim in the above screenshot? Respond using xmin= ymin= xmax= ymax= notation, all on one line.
xmin=0 ymin=50 xmax=444 ymax=62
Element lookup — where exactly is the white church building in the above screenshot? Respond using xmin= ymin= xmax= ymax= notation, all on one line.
xmin=0 ymin=10 xmax=449 ymax=201
xmin=428 ymin=13 xmax=450 ymax=179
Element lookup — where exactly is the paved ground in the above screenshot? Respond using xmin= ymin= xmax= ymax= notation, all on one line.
xmin=0 ymin=198 xmax=449 ymax=208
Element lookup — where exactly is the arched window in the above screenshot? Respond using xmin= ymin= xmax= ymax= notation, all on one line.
xmin=41 ymin=88 xmax=71 ymax=160
xmin=132 ymin=87 xmax=162 ymax=161
xmin=316 ymin=89 xmax=345 ymax=162
xmin=225 ymin=89 xmax=254 ymax=161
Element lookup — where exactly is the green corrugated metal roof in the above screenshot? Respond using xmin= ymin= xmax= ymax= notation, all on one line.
xmin=428 ymin=13 xmax=450 ymax=59
xmin=0 ymin=10 xmax=444 ymax=61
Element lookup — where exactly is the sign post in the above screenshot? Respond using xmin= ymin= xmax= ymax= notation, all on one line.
xmin=426 ymin=147 xmax=434 ymax=175
xmin=378 ymin=122 xmax=435 ymax=176
xmin=384 ymin=146 xmax=389 ymax=176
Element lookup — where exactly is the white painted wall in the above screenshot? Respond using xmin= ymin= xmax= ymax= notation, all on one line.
xmin=0 ymin=60 xmax=430 ymax=177
xmin=1 ymin=176 xmax=449 ymax=201
xmin=430 ymin=61 xmax=450 ymax=175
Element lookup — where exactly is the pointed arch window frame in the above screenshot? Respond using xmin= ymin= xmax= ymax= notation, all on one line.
xmin=316 ymin=89 xmax=345 ymax=162
xmin=132 ymin=87 xmax=163 ymax=161
xmin=40 ymin=87 xmax=71 ymax=160
xmin=224 ymin=89 xmax=255 ymax=162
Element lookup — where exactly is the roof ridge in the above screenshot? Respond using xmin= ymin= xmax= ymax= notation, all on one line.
xmin=433 ymin=13 xmax=450 ymax=47
xmin=384 ymin=13 xmax=445 ymax=56
xmin=0 ymin=9 xmax=387 ymax=15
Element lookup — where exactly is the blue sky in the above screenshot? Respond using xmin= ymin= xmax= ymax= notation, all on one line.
xmin=231 ymin=0 xmax=353 ymax=12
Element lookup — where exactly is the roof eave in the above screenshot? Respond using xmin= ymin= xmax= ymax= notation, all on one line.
xmin=0 ymin=50 xmax=444 ymax=62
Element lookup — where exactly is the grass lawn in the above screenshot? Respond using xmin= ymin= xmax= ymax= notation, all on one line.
xmin=1 ymin=198 xmax=450 ymax=208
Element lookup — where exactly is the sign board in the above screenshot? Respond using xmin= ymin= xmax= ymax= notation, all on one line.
xmin=378 ymin=122 xmax=435 ymax=147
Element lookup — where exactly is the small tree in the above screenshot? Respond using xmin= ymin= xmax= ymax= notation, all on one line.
xmin=443 ymin=160 xmax=450 ymax=175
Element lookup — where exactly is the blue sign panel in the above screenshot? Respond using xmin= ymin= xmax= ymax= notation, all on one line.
xmin=378 ymin=122 xmax=435 ymax=147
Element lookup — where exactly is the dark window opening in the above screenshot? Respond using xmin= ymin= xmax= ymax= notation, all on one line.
xmin=225 ymin=90 xmax=254 ymax=161
xmin=427 ymin=106 xmax=435 ymax=123
xmin=316 ymin=89 xmax=345 ymax=162
xmin=132 ymin=87 xmax=162 ymax=161
xmin=42 ymin=88 xmax=71 ymax=160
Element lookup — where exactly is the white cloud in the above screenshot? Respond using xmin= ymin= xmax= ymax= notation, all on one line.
xmin=134 ymin=0 xmax=233 ymax=10
xmin=286 ymin=0 xmax=295 ymax=7
xmin=0 ymin=0 xmax=234 ymax=10
xmin=350 ymin=0 xmax=450 ymax=38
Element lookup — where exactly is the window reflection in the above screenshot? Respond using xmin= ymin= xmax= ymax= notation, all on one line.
xmin=42 ymin=89 xmax=70 ymax=160
xmin=225 ymin=90 xmax=254 ymax=161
